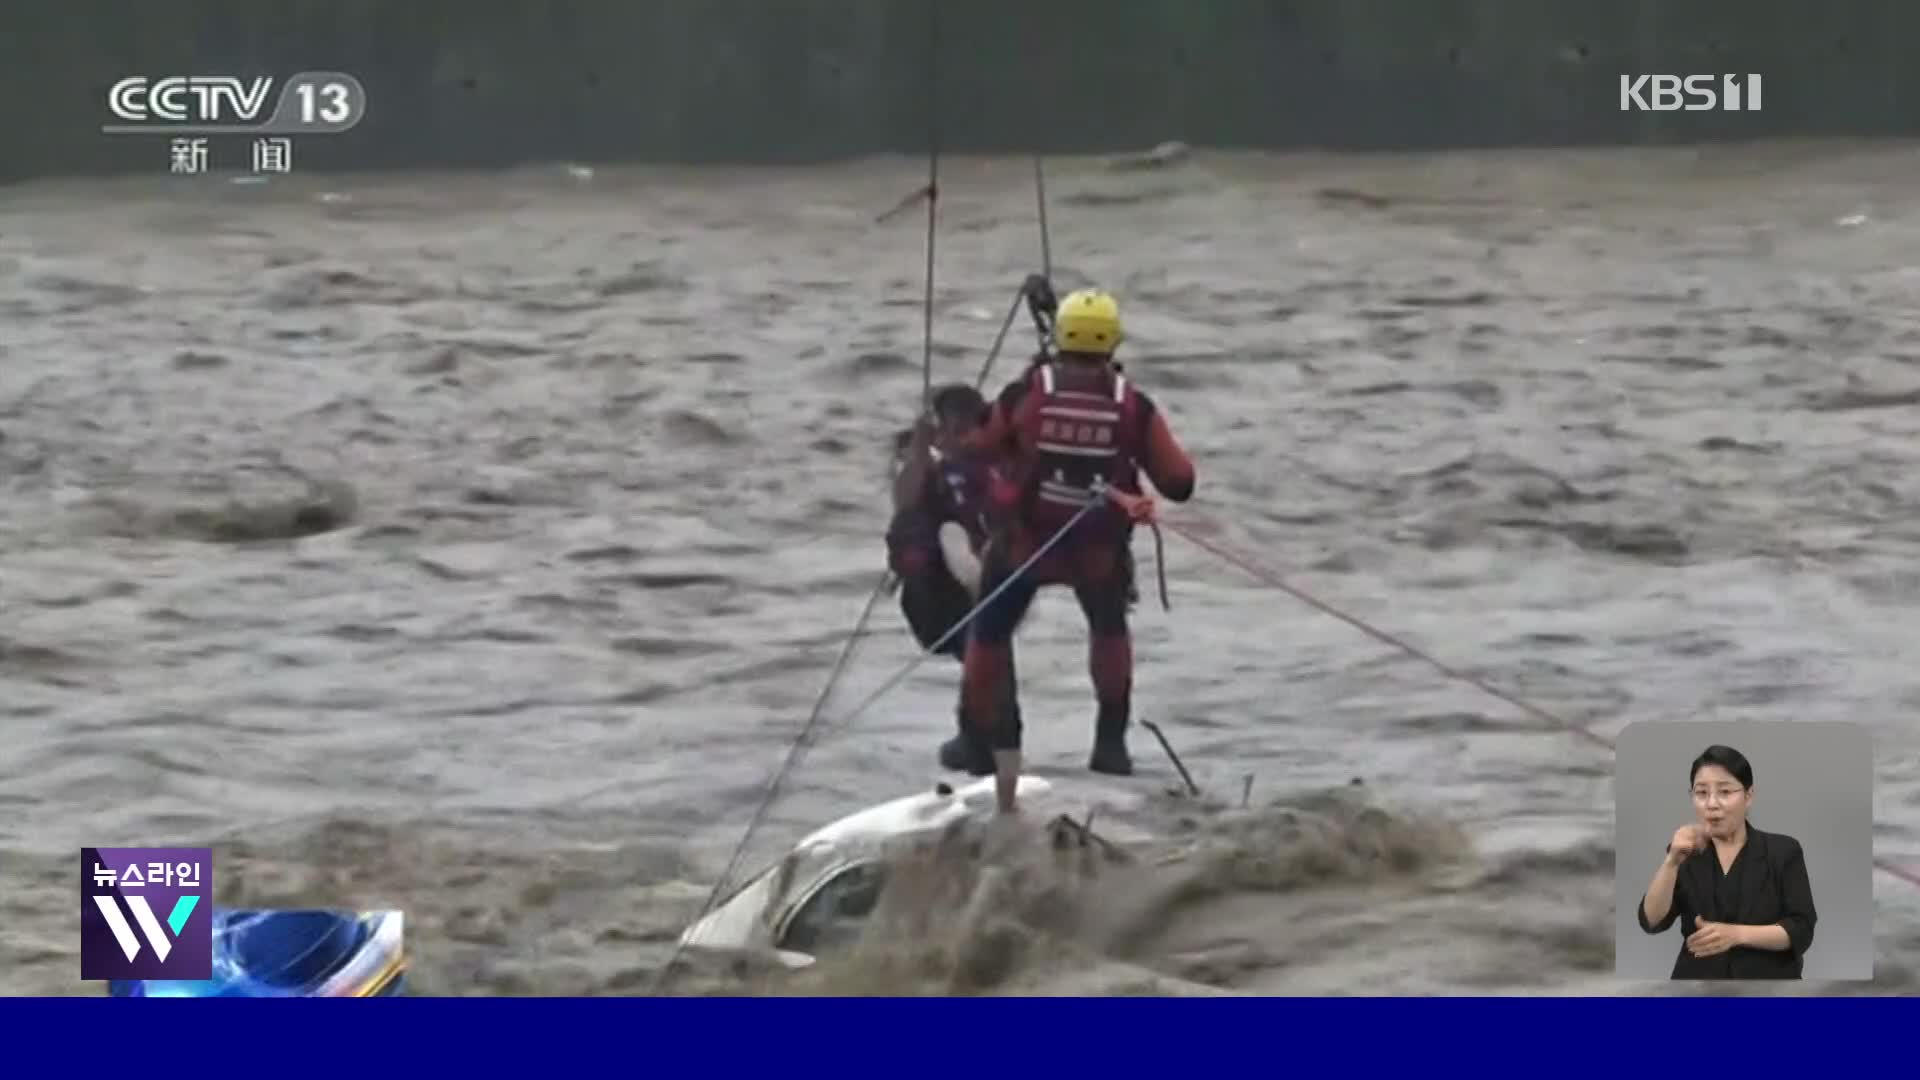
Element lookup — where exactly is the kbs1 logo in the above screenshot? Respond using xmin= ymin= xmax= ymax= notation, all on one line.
xmin=102 ymin=72 xmax=367 ymax=134
xmin=1619 ymin=74 xmax=1763 ymax=112
xmin=81 ymin=848 xmax=214 ymax=981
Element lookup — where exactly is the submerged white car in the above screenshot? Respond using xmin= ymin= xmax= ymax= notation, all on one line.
xmin=678 ymin=774 xmax=1141 ymax=968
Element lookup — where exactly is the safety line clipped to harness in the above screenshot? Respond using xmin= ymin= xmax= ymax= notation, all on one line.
xmin=974 ymin=274 xmax=1060 ymax=392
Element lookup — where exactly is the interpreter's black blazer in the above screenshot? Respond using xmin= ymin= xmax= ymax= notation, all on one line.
xmin=1637 ymin=825 xmax=1816 ymax=979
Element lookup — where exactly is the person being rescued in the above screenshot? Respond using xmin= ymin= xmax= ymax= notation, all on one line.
xmin=956 ymin=288 xmax=1197 ymax=814
xmin=886 ymin=383 xmax=1006 ymax=773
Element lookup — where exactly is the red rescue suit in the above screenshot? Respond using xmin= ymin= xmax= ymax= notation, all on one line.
xmin=959 ymin=359 xmax=1197 ymax=768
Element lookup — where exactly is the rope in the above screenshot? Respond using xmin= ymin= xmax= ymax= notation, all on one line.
xmin=1159 ymin=512 xmax=1920 ymax=890
xmin=973 ymin=156 xmax=1058 ymax=395
xmin=1146 ymin=521 xmax=1171 ymax=611
xmin=825 ymin=487 xmax=1114 ymax=734
xmin=648 ymin=570 xmax=893 ymax=994
xmin=1034 ymin=156 xmax=1052 ymax=280
xmin=973 ymin=282 xmax=1027 ymax=392
xmin=919 ymin=0 xmax=940 ymax=410
xmin=655 ymin=3 xmax=948 ymax=992
xmin=651 ymin=488 xmax=1111 ymax=992
xmin=1162 ymin=515 xmax=1612 ymax=751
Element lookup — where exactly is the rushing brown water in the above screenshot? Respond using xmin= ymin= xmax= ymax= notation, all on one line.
xmin=2 ymin=142 xmax=1917 ymax=996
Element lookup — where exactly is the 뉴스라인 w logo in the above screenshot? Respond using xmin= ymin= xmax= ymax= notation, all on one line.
xmin=80 ymin=847 xmax=214 ymax=981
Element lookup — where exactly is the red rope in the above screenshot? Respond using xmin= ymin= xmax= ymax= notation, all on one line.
xmin=1161 ymin=513 xmax=1920 ymax=891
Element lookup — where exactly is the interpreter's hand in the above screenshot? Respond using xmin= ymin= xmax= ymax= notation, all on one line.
xmin=1666 ymin=825 xmax=1707 ymax=866
xmin=1686 ymin=920 xmax=1743 ymax=958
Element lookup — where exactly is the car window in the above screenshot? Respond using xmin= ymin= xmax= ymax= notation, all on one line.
xmin=776 ymin=861 xmax=889 ymax=954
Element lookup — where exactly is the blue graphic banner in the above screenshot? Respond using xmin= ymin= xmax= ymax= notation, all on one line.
xmin=2 ymin=998 xmax=1912 ymax=1074
xmin=107 ymin=908 xmax=405 ymax=997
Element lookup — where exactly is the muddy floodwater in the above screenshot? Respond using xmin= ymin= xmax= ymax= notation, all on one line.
xmin=2 ymin=141 xmax=1917 ymax=995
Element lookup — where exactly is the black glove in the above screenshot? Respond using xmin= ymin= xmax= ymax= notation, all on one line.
xmin=1022 ymin=273 xmax=1058 ymax=317
xmin=1022 ymin=273 xmax=1058 ymax=350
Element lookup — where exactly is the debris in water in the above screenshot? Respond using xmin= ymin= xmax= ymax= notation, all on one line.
xmin=875 ymin=183 xmax=934 ymax=225
xmin=1317 ymin=188 xmax=1396 ymax=210
xmin=1107 ymin=140 xmax=1192 ymax=171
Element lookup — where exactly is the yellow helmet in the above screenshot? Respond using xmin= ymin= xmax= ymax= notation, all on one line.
xmin=1053 ymin=289 xmax=1123 ymax=356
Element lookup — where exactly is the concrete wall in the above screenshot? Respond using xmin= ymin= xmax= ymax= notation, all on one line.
xmin=6 ymin=0 xmax=1919 ymax=181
